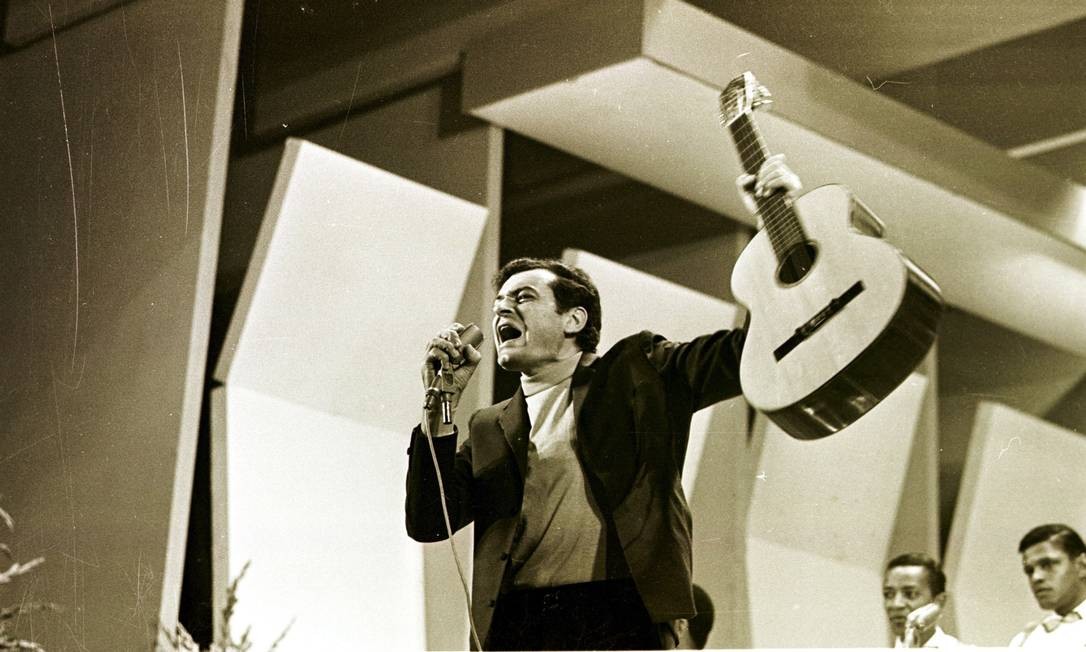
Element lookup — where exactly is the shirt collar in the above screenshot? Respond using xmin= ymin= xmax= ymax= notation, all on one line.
xmin=520 ymin=351 xmax=582 ymax=397
xmin=1074 ymin=598 xmax=1086 ymax=617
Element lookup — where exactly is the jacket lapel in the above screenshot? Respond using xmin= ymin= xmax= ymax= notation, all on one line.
xmin=571 ymin=356 xmax=596 ymax=424
xmin=497 ymin=386 xmax=530 ymax=480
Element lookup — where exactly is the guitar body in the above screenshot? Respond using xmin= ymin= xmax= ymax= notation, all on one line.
xmin=732 ymin=184 xmax=943 ymax=439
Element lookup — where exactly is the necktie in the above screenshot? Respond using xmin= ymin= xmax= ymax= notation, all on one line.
xmin=1041 ymin=610 xmax=1082 ymax=633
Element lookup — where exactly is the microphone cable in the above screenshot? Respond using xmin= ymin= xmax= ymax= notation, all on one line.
xmin=423 ymin=370 xmax=484 ymax=651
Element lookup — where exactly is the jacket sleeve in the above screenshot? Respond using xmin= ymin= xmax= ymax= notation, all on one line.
xmin=404 ymin=420 xmax=477 ymax=542
xmin=642 ymin=327 xmax=746 ymax=411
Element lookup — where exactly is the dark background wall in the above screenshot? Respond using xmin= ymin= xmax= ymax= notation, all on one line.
xmin=0 ymin=0 xmax=240 ymax=649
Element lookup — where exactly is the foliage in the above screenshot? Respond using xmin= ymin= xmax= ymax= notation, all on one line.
xmin=164 ymin=561 xmax=294 ymax=652
xmin=0 ymin=505 xmax=58 ymax=652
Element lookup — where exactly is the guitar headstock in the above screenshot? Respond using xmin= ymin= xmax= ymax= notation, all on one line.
xmin=719 ymin=71 xmax=773 ymax=127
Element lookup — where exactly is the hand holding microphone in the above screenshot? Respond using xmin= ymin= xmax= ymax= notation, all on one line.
xmin=902 ymin=602 xmax=941 ymax=647
xmin=422 ymin=323 xmax=484 ymax=429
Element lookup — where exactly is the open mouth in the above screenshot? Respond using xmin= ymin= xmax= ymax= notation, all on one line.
xmin=497 ymin=323 xmax=523 ymax=344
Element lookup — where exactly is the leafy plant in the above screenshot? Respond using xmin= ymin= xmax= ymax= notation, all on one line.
xmin=165 ymin=561 xmax=294 ymax=652
xmin=0 ymin=504 xmax=58 ymax=652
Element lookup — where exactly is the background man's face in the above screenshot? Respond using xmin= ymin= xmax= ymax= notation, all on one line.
xmin=883 ymin=565 xmax=935 ymax=639
xmin=1021 ymin=539 xmax=1086 ymax=614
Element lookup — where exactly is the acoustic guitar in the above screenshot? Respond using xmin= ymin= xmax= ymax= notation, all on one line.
xmin=720 ymin=72 xmax=943 ymax=440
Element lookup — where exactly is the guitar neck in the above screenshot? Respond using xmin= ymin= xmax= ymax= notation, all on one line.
xmin=728 ymin=113 xmax=771 ymax=177
xmin=728 ymin=113 xmax=807 ymax=257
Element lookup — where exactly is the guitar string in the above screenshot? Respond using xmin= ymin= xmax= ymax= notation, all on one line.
xmin=730 ymin=120 xmax=810 ymax=255
xmin=729 ymin=109 xmax=818 ymax=277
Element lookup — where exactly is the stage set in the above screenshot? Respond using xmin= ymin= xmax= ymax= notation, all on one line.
xmin=2 ymin=0 xmax=1085 ymax=649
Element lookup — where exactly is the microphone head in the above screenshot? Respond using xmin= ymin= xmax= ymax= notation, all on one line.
xmin=459 ymin=323 xmax=484 ymax=348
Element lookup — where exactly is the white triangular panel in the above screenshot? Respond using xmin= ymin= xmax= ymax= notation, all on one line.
xmin=746 ymin=374 xmax=928 ymax=647
xmin=213 ymin=139 xmax=487 ymax=649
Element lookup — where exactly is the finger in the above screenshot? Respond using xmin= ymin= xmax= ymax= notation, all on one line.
xmin=762 ymin=153 xmax=786 ymax=168
xmin=444 ymin=323 xmax=464 ymax=341
xmin=427 ymin=339 xmax=457 ymax=367
xmin=421 ymin=360 xmax=437 ymax=388
xmin=760 ymin=170 xmax=787 ymax=189
xmin=763 ymin=171 xmax=801 ymax=194
xmin=756 ymin=154 xmax=787 ymax=187
xmin=437 ymin=330 xmax=465 ymax=363
xmin=439 ymin=327 xmax=462 ymax=346
xmin=757 ymin=166 xmax=798 ymax=196
xmin=462 ymin=343 xmax=483 ymax=365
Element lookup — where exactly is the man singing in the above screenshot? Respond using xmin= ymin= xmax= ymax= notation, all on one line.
xmin=405 ymin=157 xmax=800 ymax=649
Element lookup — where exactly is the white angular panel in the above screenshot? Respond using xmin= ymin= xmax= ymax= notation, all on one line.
xmin=746 ymin=374 xmax=928 ymax=647
xmin=214 ymin=385 xmax=426 ymax=649
xmin=214 ymin=139 xmax=487 ymax=649
xmin=217 ymin=138 xmax=487 ymax=432
xmin=945 ymin=402 xmax=1086 ymax=646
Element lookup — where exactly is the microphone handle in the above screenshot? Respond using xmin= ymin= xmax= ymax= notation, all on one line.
xmin=435 ymin=323 xmax=483 ymax=424
xmin=903 ymin=627 xmax=917 ymax=648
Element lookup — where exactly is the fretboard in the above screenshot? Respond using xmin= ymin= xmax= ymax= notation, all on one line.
xmin=728 ymin=113 xmax=808 ymax=261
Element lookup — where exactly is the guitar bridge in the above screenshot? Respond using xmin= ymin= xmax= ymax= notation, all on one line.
xmin=774 ymin=281 xmax=865 ymax=361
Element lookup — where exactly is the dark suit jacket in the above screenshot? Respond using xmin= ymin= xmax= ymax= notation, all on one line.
xmin=405 ymin=328 xmax=745 ymax=646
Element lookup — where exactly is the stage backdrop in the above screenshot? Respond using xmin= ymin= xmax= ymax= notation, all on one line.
xmin=213 ymin=139 xmax=488 ymax=649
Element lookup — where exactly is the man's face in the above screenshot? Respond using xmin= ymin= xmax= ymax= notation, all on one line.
xmin=492 ymin=269 xmax=581 ymax=374
xmin=883 ymin=565 xmax=936 ymax=639
xmin=1021 ymin=539 xmax=1086 ymax=614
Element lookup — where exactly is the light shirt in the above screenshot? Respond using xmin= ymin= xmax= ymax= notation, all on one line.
xmin=894 ymin=626 xmax=968 ymax=649
xmin=510 ymin=352 xmax=608 ymax=588
xmin=1010 ymin=597 xmax=1086 ymax=648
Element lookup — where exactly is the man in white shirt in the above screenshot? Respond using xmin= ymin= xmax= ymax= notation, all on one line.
xmin=1010 ymin=523 xmax=1086 ymax=648
xmin=883 ymin=553 xmax=966 ymax=648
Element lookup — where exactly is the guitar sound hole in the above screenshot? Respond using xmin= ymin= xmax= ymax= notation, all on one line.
xmin=777 ymin=241 xmax=818 ymax=285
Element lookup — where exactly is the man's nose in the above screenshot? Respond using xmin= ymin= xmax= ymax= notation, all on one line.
xmin=493 ymin=297 xmax=514 ymax=315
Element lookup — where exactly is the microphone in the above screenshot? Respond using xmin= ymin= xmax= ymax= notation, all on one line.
xmin=428 ymin=324 xmax=484 ymax=424
xmin=429 ymin=323 xmax=483 ymax=373
xmin=903 ymin=602 xmax=941 ymax=647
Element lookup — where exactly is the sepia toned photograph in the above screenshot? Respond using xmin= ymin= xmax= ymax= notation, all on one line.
xmin=1 ymin=1 xmax=1084 ymax=649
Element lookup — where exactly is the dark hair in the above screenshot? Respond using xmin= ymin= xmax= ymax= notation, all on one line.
xmin=886 ymin=552 xmax=946 ymax=596
xmin=1018 ymin=523 xmax=1086 ymax=557
xmin=493 ymin=257 xmax=602 ymax=353
xmin=688 ymin=583 xmax=715 ymax=649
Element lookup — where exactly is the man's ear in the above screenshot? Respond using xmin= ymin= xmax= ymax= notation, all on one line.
xmin=1075 ymin=553 xmax=1086 ymax=580
xmin=933 ymin=592 xmax=948 ymax=609
xmin=563 ymin=306 xmax=588 ymax=337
